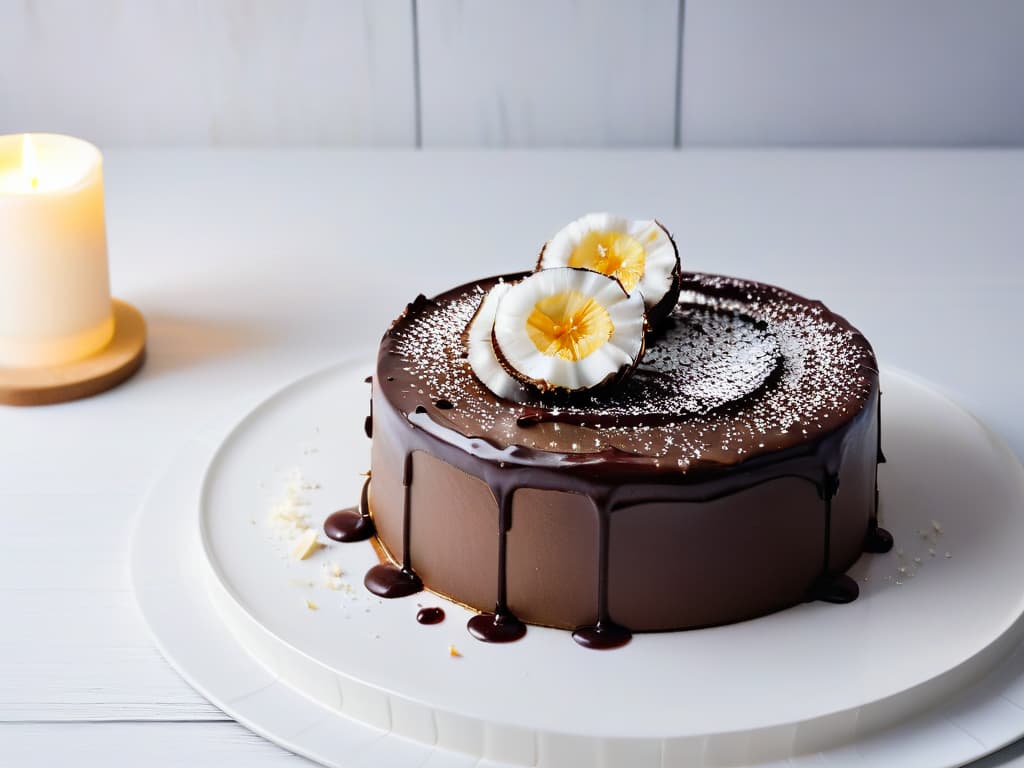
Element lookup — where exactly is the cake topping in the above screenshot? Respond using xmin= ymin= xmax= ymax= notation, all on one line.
xmin=291 ymin=529 xmax=322 ymax=560
xmin=490 ymin=267 xmax=646 ymax=393
xmin=466 ymin=281 xmax=529 ymax=401
xmin=538 ymin=213 xmax=680 ymax=321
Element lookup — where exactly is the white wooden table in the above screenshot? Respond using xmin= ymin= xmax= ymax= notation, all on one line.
xmin=3 ymin=149 xmax=1023 ymax=766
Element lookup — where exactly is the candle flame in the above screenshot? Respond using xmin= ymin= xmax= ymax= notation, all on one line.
xmin=22 ymin=134 xmax=39 ymax=190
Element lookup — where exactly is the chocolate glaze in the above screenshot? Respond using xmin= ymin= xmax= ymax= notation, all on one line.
xmin=416 ymin=606 xmax=445 ymax=625
xmin=363 ymin=453 xmax=425 ymax=599
xmin=358 ymin=273 xmax=890 ymax=645
xmin=323 ymin=475 xmax=375 ymax=542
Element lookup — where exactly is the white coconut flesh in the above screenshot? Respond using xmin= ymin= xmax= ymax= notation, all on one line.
xmin=466 ymin=281 xmax=528 ymax=401
xmin=538 ymin=212 xmax=678 ymax=312
xmin=492 ymin=267 xmax=646 ymax=392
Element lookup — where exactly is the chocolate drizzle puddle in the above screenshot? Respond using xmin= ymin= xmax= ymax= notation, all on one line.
xmin=416 ymin=606 xmax=445 ymax=625
xmin=364 ymin=453 xmax=424 ymax=598
xmin=323 ymin=474 xmax=375 ymax=542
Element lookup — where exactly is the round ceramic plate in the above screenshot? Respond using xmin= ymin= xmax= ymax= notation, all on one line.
xmin=133 ymin=361 xmax=1024 ymax=768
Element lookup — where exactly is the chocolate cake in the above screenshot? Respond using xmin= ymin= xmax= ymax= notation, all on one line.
xmin=327 ymin=269 xmax=891 ymax=649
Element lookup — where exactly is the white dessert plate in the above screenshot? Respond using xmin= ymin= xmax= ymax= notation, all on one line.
xmin=132 ymin=360 xmax=1024 ymax=768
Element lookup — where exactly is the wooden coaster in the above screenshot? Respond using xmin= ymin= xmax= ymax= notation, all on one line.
xmin=0 ymin=299 xmax=146 ymax=406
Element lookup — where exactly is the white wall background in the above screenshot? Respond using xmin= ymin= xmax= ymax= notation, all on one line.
xmin=1 ymin=0 xmax=1022 ymax=147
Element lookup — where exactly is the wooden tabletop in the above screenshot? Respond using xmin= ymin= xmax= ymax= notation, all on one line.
xmin=3 ymin=148 xmax=1023 ymax=766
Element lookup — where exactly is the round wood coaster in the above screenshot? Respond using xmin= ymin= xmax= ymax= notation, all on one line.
xmin=0 ymin=299 xmax=146 ymax=406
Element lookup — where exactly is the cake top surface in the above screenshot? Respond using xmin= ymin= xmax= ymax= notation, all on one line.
xmin=377 ymin=272 xmax=878 ymax=475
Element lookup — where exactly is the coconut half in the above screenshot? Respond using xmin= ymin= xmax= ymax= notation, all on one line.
xmin=491 ymin=267 xmax=646 ymax=393
xmin=466 ymin=281 xmax=529 ymax=401
xmin=537 ymin=212 xmax=681 ymax=323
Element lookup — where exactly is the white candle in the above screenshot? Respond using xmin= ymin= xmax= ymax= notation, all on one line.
xmin=0 ymin=133 xmax=114 ymax=368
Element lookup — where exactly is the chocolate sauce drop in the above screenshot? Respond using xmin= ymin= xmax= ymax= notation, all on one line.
xmin=435 ymin=398 xmax=453 ymax=410
xmin=417 ymin=606 xmax=445 ymax=625
xmin=324 ymin=510 xmax=375 ymax=542
xmin=323 ymin=475 xmax=375 ymax=542
xmin=363 ymin=415 xmax=373 ymax=439
xmin=467 ymin=610 xmax=526 ymax=643
xmin=863 ymin=525 xmax=894 ymax=554
xmin=572 ymin=620 xmax=632 ymax=650
xmin=365 ymin=564 xmax=423 ymax=598
xmin=805 ymin=573 xmax=859 ymax=604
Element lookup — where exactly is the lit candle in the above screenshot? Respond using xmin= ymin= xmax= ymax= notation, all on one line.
xmin=0 ymin=133 xmax=114 ymax=368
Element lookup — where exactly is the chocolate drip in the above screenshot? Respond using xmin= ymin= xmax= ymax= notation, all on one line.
xmin=364 ymin=563 xmax=423 ymax=598
xmin=324 ymin=475 xmax=376 ymax=542
xmin=863 ymin=525 xmax=894 ymax=554
xmin=573 ymin=494 xmax=632 ymax=650
xmin=364 ymin=375 xmax=374 ymax=438
xmin=468 ymin=489 xmax=527 ymax=643
xmin=573 ymin=621 xmax=633 ymax=650
xmin=805 ymin=573 xmax=859 ymax=604
xmin=416 ymin=606 xmax=445 ymax=625
xmin=820 ymin=472 xmax=840 ymax=575
xmin=876 ymin=389 xmax=887 ymax=464
xmin=865 ymin=388 xmax=890 ymax=554
xmin=364 ymin=453 xmax=423 ymax=599
xmin=803 ymin=472 xmax=859 ymax=604
xmin=467 ymin=610 xmax=526 ymax=643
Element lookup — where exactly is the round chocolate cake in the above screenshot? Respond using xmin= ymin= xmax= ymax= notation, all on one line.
xmin=342 ymin=270 xmax=890 ymax=649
